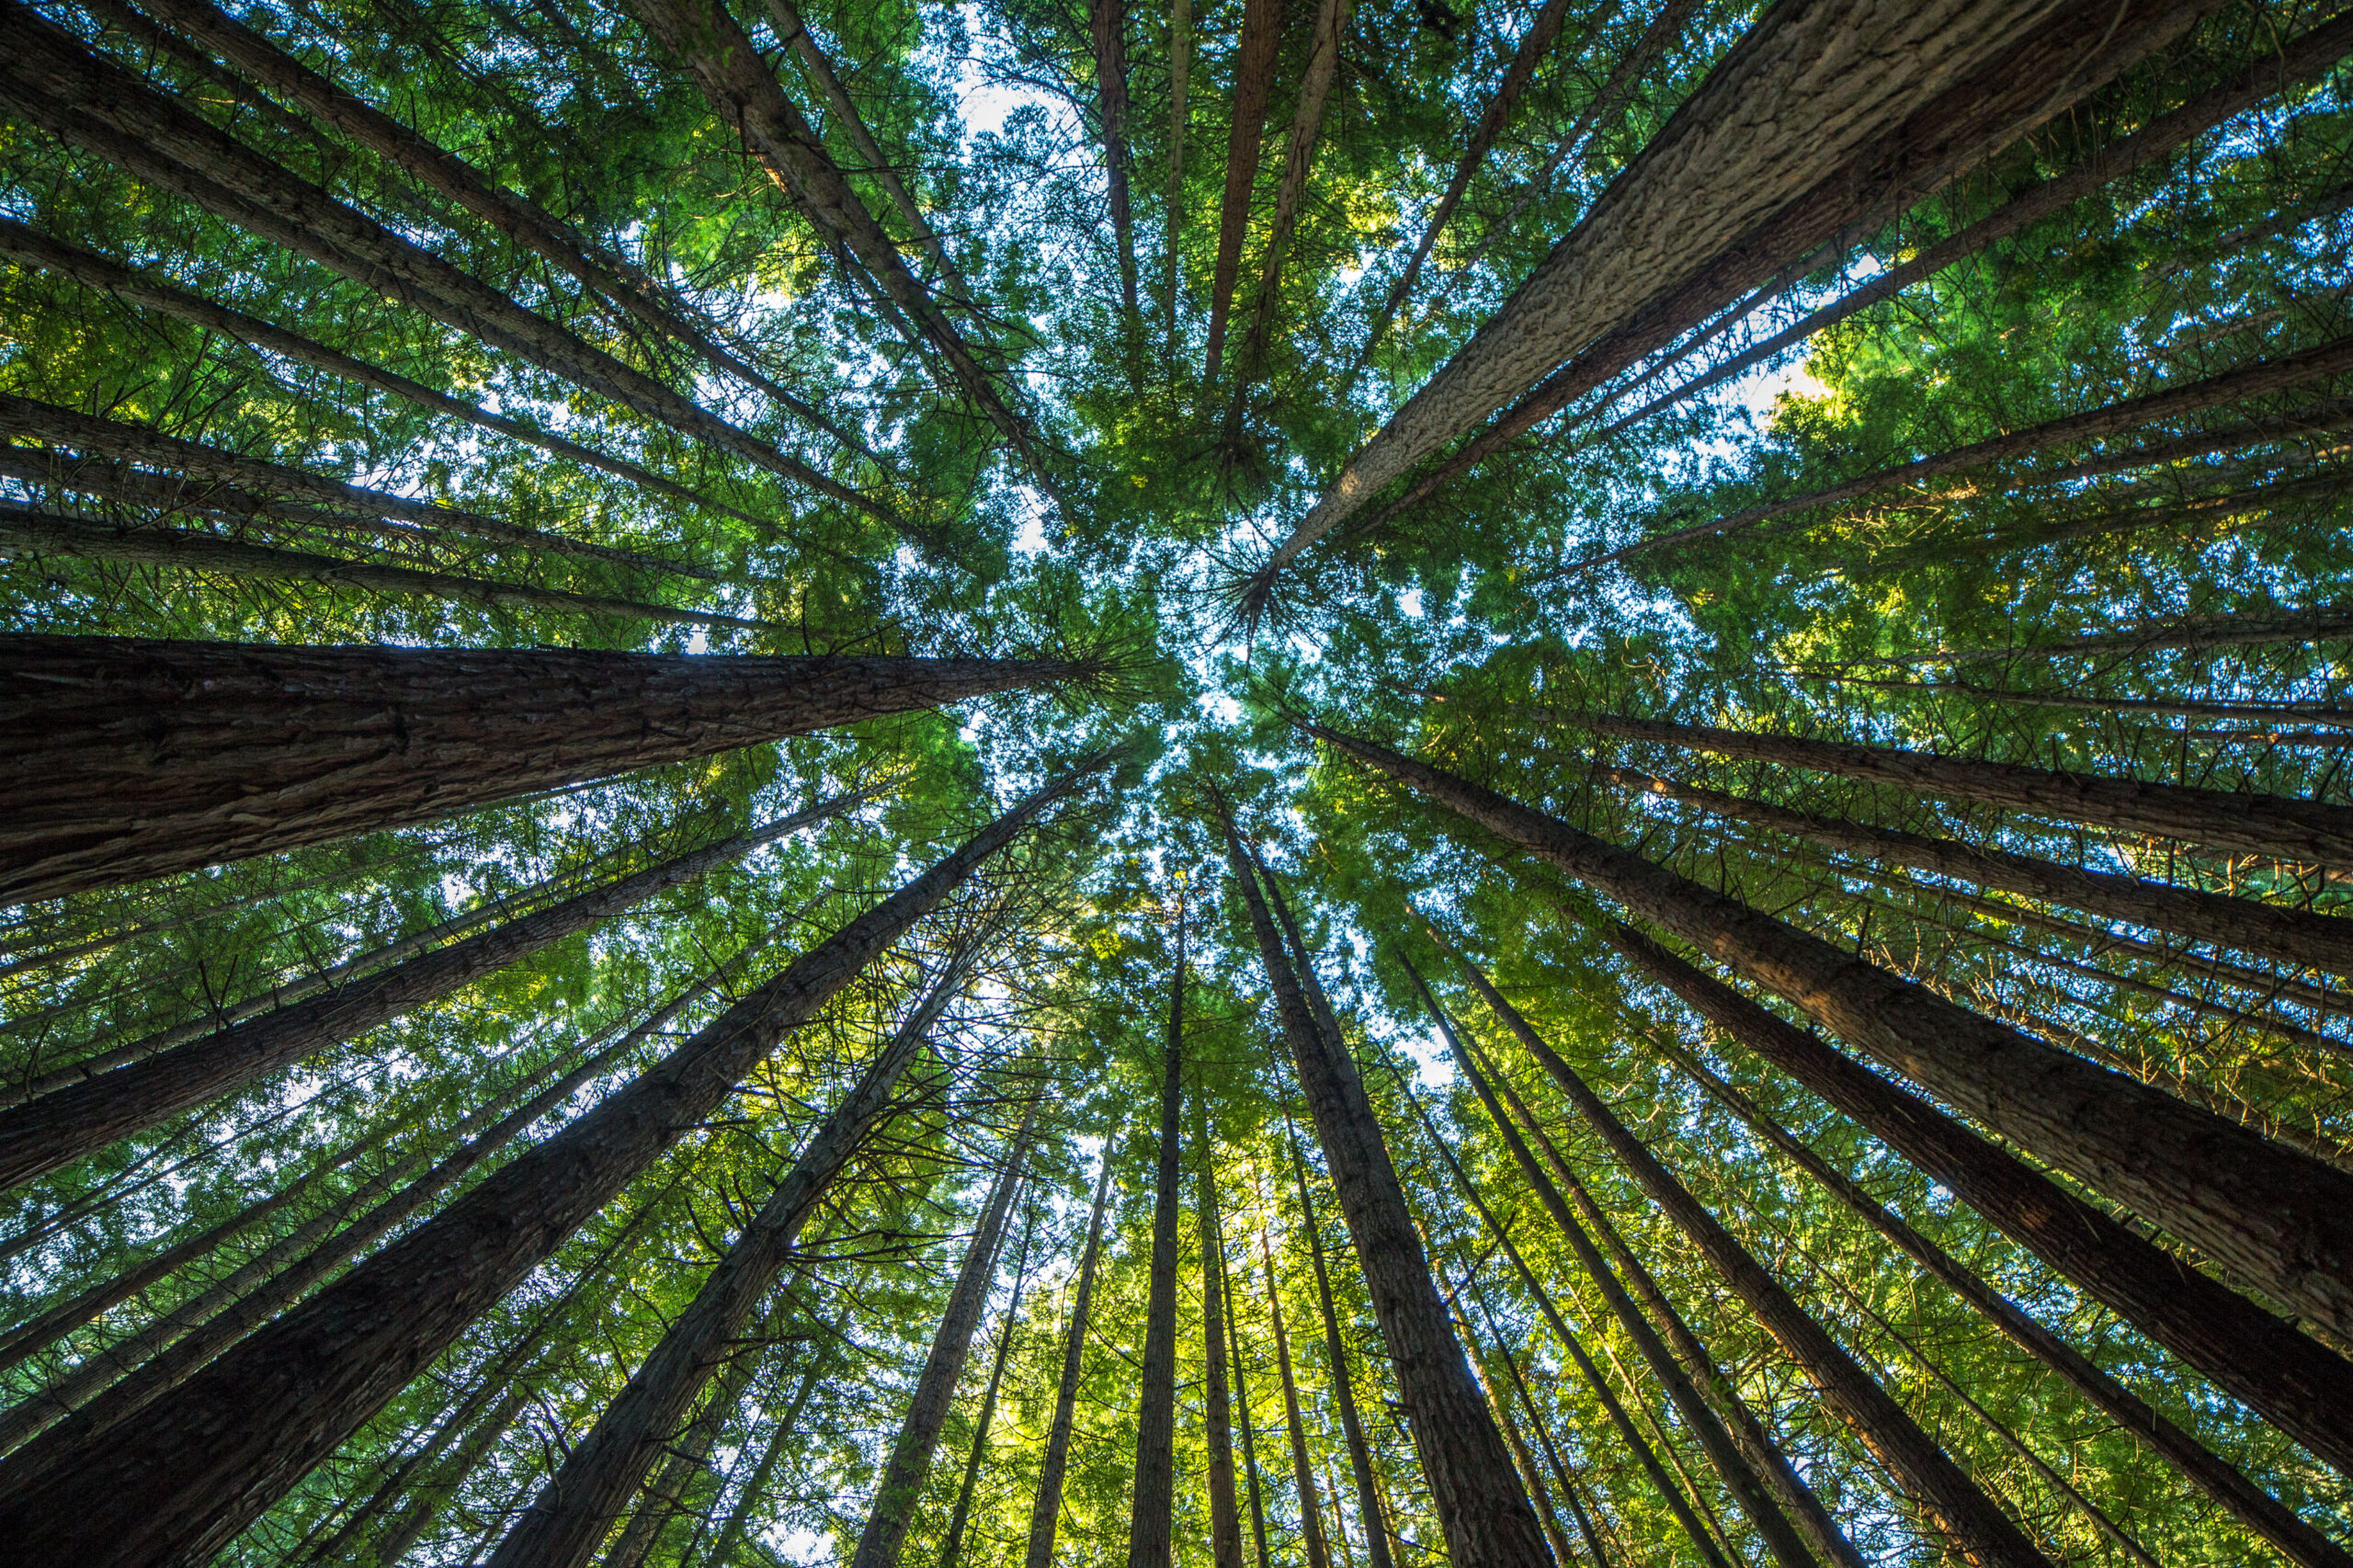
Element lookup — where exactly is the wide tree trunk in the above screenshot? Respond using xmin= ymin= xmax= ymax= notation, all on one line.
xmin=1126 ymin=903 xmax=1187 ymax=1568
xmin=1601 ymin=926 xmax=2353 ymax=1481
xmin=1203 ymin=0 xmax=1285 ymax=383
xmin=1590 ymin=711 xmax=2353 ymax=869
xmin=851 ymin=1119 xmax=1034 ymax=1568
xmin=0 ymin=764 xmax=1099 ymax=1568
xmin=937 ymin=1205 xmax=1037 ymax=1568
xmin=1608 ymin=767 xmax=2353 ymax=976
xmin=1315 ymin=723 xmax=2353 ymax=1346
xmin=1199 ymin=1105 xmax=1245 ymax=1568
xmin=1407 ymin=963 xmax=1831 ymax=1568
xmin=1286 ymin=1135 xmax=1394 ymax=1568
xmin=0 ymin=798 xmax=852 ymax=1193
xmin=1222 ymin=827 xmax=1555 ymax=1568
xmin=1026 ymin=1154 xmax=1117 ymax=1568
xmin=0 ymin=636 xmax=1062 ymax=903
xmin=1257 ymin=1222 xmax=1335 ymax=1568
xmin=1260 ymin=0 xmax=2216 ymax=576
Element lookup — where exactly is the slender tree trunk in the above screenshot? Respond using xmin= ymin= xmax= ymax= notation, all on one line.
xmin=702 ymin=1348 xmax=834 ymax=1568
xmin=1607 ymin=766 xmax=2353 ymax=976
xmin=1461 ymin=1306 xmax=1581 ymax=1568
xmin=1903 ymin=598 xmax=2353 ymax=667
xmin=1200 ymin=1103 xmax=1245 ymax=1568
xmin=367 ymin=1381 xmax=534 ymax=1566
xmin=1090 ymin=0 xmax=1140 ymax=324
xmin=1126 ymin=901 xmax=1186 ymax=1568
xmin=604 ymin=1301 xmax=787 ymax=1568
xmin=1487 ymin=1322 xmax=1616 ymax=1568
xmin=1204 ymin=0 xmax=1285 ymax=383
xmin=0 ymin=634 xmax=1059 ymax=903
xmin=936 ymin=1203 xmax=1038 ymax=1568
xmin=1258 ymin=1221 xmax=1335 ymax=1568
xmin=0 ymin=796 xmax=855 ymax=1194
xmin=1220 ymin=824 xmax=1555 ymax=1568
xmin=1590 ymin=926 xmax=2353 ymax=1481
xmin=1026 ymin=1153 xmax=1117 ymax=1568
xmin=1315 ymin=724 xmax=2353 ymax=1349
xmin=1407 ymin=963 xmax=1833 ymax=1568
xmin=0 ymin=765 xmax=1099 ymax=1568
xmin=1225 ymin=1214 xmax=1277 ymax=1568
xmin=1164 ymin=0 xmax=1192 ymax=346
xmin=1285 ymin=1131 xmax=1394 ymax=1568
xmin=1590 ymin=710 xmax=2353 ymax=870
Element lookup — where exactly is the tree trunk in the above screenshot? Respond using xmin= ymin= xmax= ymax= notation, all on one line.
xmin=1597 ymin=926 xmax=2353 ymax=1482
xmin=1314 ymin=724 xmax=2353 ymax=1349
xmin=367 ymin=1381 xmax=534 ymax=1567
xmin=702 ymin=1349 xmax=834 ymax=1568
xmin=1221 ymin=825 xmax=1556 ymax=1568
xmin=1226 ymin=0 xmax=1349 ymax=408
xmin=1285 ymin=1131 xmax=1394 ymax=1568
xmin=1490 ymin=1327 xmax=1617 ymax=1568
xmin=852 ymin=1118 xmax=1034 ymax=1568
xmin=0 ymin=797 xmax=854 ymax=1194
xmin=0 ymin=508 xmax=773 ymax=636
xmin=1908 ymin=598 xmax=2353 ymax=667
xmin=1225 ymin=1220 xmax=1277 ymax=1568
xmin=1199 ymin=1103 xmax=1245 ymax=1568
xmin=1126 ymin=901 xmax=1186 ymax=1568
xmin=604 ymin=1301 xmax=786 ymax=1568
xmin=1090 ymin=0 xmax=1139 ymax=324
xmin=1204 ymin=0 xmax=1285 ymax=383
xmin=936 ymin=1203 xmax=1037 ymax=1568
xmin=1026 ymin=1153 xmax=1117 ymax=1568
xmin=1607 ymin=767 xmax=2353 ymax=978
xmin=1259 ymin=0 xmax=2215 ymax=578
xmin=1590 ymin=710 xmax=2353 ymax=871
xmin=0 ymin=764 xmax=1098 ymax=1568
xmin=0 ymin=635 xmax=1061 ymax=903
xmin=1257 ymin=1221 xmax=1335 ymax=1568
xmin=1164 ymin=0 xmax=1192 ymax=346
xmin=1461 ymin=1305 xmax=1581 ymax=1568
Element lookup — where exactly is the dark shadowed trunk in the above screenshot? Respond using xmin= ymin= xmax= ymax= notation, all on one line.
xmin=0 ymin=635 xmax=1063 ymax=903
xmin=1200 ymin=1101 xmax=1245 ymax=1568
xmin=705 ymin=1347 xmax=835 ymax=1568
xmin=1127 ymin=900 xmax=1187 ymax=1568
xmin=1258 ymin=1220 xmax=1335 ymax=1568
xmin=937 ymin=1204 xmax=1038 ymax=1568
xmin=1285 ymin=1129 xmax=1394 ymax=1568
xmin=1204 ymin=0 xmax=1284 ymax=383
xmin=1026 ymin=1153 xmax=1117 ymax=1568
xmin=603 ymin=1301 xmax=788 ymax=1568
xmin=1090 ymin=0 xmax=1139 ymax=324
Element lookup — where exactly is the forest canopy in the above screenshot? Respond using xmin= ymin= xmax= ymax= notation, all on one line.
xmin=3 ymin=0 xmax=2353 ymax=1565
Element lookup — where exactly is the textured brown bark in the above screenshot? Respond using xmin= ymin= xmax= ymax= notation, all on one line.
xmin=937 ymin=1205 xmax=1036 ymax=1568
xmin=1221 ymin=827 xmax=1555 ymax=1568
xmin=1591 ymin=712 xmax=2353 ymax=870
xmin=0 ymin=220 xmax=768 ymax=522
xmin=1268 ymin=0 xmax=2216 ymax=574
xmin=0 ymin=508 xmax=771 ymax=636
xmin=0 ymin=798 xmax=852 ymax=1193
xmin=0 ymin=636 xmax=1063 ymax=903
xmin=600 ymin=1300 xmax=786 ymax=1568
xmin=0 ymin=6 xmax=882 ymax=519
xmin=1227 ymin=0 xmax=1348 ymax=405
xmin=1165 ymin=0 xmax=1193 ymax=343
xmin=852 ymin=1119 xmax=1034 ymax=1568
xmin=1026 ymin=1153 xmax=1116 ymax=1568
xmin=1091 ymin=0 xmax=1140 ymax=323
xmin=0 ymin=764 xmax=1098 ymax=1568
xmin=1609 ymin=767 xmax=2353 ymax=977
xmin=1285 ymin=1132 xmax=1394 ymax=1568
xmin=1600 ymin=927 xmax=2353 ymax=1482
xmin=1199 ymin=1104 xmax=1245 ymax=1568
xmin=1224 ymin=1202 xmax=1276 ymax=1568
xmin=1126 ymin=903 xmax=1186 ymax=1568
xmin=1204 ymin=0 xmax=1285 ymax=383
xmin=1314 ymin=725 xmax=2353 ymax=1356
xmin=1257 ymin=1221 xmax=1335 ymax=1568
xmin=1405 ymin=962 xmax=1828 ymax=1568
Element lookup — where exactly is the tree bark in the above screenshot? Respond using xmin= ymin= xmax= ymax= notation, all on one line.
xmin=702 ymin=1347 xmax=834 ymax=1568
xmin=1285 ymin=1131 xmax=1395 ymax=1568
xmin=1225 ymin=1212 xmax=1277 ymax=1568
xmin=1461 ymin=1305 xmax=1580 ymax=1568
xmin=0 ymin=796 xmax=855 ymax=1194
xmin=936 ymin=1203 xmax=1037 ymax=1568
xmin=1257 ymin=1221 xmax=1335 ymax=1568
xmin=1588 ymin=710 xmax=2353 ymax=871
xmin=0 ymin=635 xmax=1062 ymax=903
xmin=1126 ymin=900 xmax=1186 ymax=1568
xmin=1313 ymin=723 xmax=2353 ymax=1348
xmin=367 ymin=1381 xmax=533 ymax=1567
xmin=1596 ymin=926 xmax=2353 ymax=1481
xmin=1226 ymin=0 xmax=1349 ymax=407
xmin=1489 ymin=1325 xmax=1617 ymax=1568
xmin=1204 ymin=0 xmax=1285 ymax=383
xmin=1090 ymin=0 xmax=1140 ymax=324
xmin=603 ymin=1301 xmax=786 ymax=1568
xmin=1220 ymin=825 xmax=1555 ymax=1568
xmin=0 ymin=763 xmax=1100 ymax=1568
xmin=1199 ymin=1100 xmax=1245 ymax=1568
xmin=1904 ymin=598 xmax=2353 ymax=667
xmin=851 ymin=1116 xmax=1034 ymax=1568
xmin=1164 ymin=0 xmax=1192 ymax=345
xmin=1026 ymin=1153 xmax=1117 ymax=1568
xmin=1607 ymin=766 xmax=2353 ymax=977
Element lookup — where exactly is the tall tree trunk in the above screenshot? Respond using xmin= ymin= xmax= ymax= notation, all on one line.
xmin=1026 ymin=1153 xmax=1117 ymax=1568
xmin=1903 ymin=598 xmax=2353 ymax=668
xmin=0 ymin=797 xmax=855 ymax=1194
xmin=1461 ymin=1305 xmax=1581 ymax=1568
xmin=1405 ymin=963 xmax=1833 ymax=1568
xmin=1589 ymin=710 xmax=2353 ymax=870
xmin=1285 ymin=1130 xmax=1394 ymax=1568
xmin=1090 ymin=0 xmax=1140 ymax=324
xmin=1487 ymin=1321 xmax=1617 ymax=1568
xmin=0 ymin=635 xmax=1061 ymax=903
xmin=1200 ymin=1100 xmax=1245 ymax=1568
xmin=604 ymin=1301 xmax=788 ymax=1568
xmin=852 ymin=1115 xmax=1036 ymax=1568
xmin=1258 ymin=0 xmax=2218 ymax=583
xmin=367 ymin=1380 xmax=534 ymax=1567
xmin=1606 ymin=766 xmax=2353 ymax=978
xmin=1593 ymin=926 xmax=2353 ymax=1481
xmin=1220 ymin=824 xmax=1556 ymax=1568
xmin=1225 ymin=1218 xmax=1277 ymax=1568
xmin=1257 ymin=1220 xmax=1335 ymax=1568
xmin=1164 ymin=0 xmax=1192 ymax=346
xmin=1126 ymin=899 xmax=1186 ymax=1568
xmin=1203 ymin=0 xmax=1285 ymax=383
xmin=1313 ymin=724 xmax=2353 ymax=1349
xmin=0 ymin=763 xmax=1100 ymax=1568
xmin=702 ymin=1347 xmax=835 ymax=1568
xmin=936 ymin=1203 xmax=1038 ymax=1568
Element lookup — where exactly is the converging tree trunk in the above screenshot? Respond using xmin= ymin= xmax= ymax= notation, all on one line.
xmin=1026 ymin=1153 xmax=1117 ymax=1568
xmin=705 ymin=1346 xmax=836 ymax=1568
xmin=1225 ymin=0 xmax=1348 ymax=408
xmin=0 ymin=634 xmax=1064 ymax=903
xmin=603 ymin=1299 xmax=788 ymax=1568
xmin=1203 ymin=0 xmax=1284 ymax=383
xmin=0 ymin=758 xmax=1104 ymax=1567
xmin=1164 ymin=0 xmax=1192 ymax=343
xmin=1200 ymin=1099 xmax=1246 ymax=1568
xmin=1224 ymin=1188 xmax=1277 ymax=1568
xmin=1126 ymin=898 xmax=1186 ymax=1568
xmin=1313 ymin=723 xmax=2353 ymax=1348
xmin=1285 ymin=1130 xmax=1395 ymax=1568
xmin=1090 ymin=0 xmax=1139 ymax=324
xmin=937 ymin=1204 xmax=1038 ymax=1568
xmin=1257 ymin=1220 xmax=1335 ymax=1568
